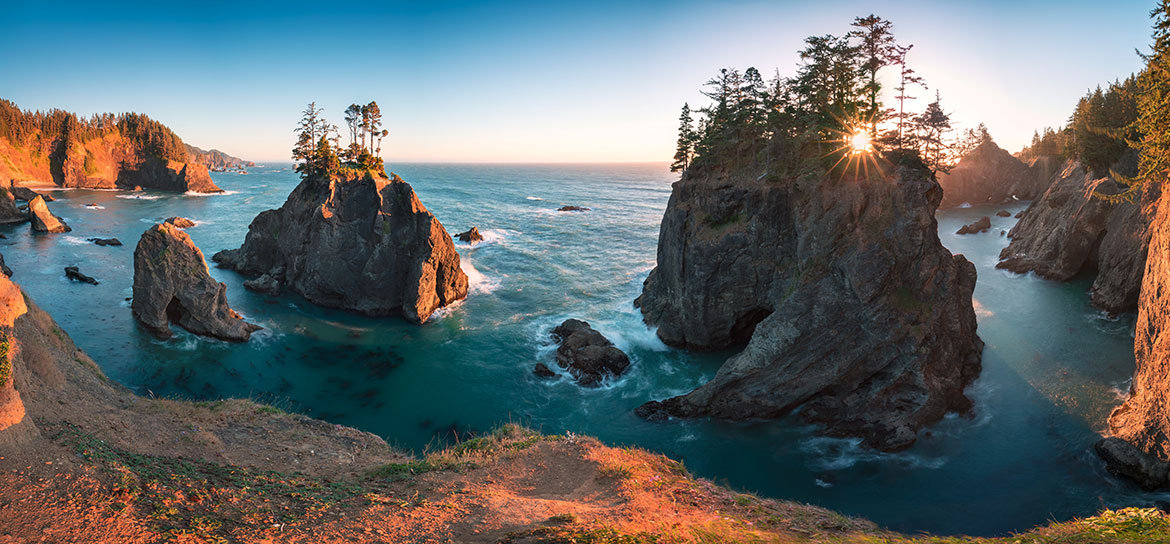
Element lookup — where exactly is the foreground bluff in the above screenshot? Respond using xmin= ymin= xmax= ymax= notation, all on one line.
xmin=133 ymin=223 xmax=260 ymax=341
xmin=213 ymin=168 xmax=468 ymax=323
xmin=997 ymin=159 xmax=1152 ymax=313
xmin=937 ymin=140 xmax=1057 ymax=208
xmin=635 ymin=161 xmax=983 ymax=451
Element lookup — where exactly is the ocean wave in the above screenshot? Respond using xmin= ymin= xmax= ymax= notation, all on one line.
xmin=460 ymin=256 xmax=500 ymax=295
xmin=61 ymin=236 xmax=89 ymax=246
xmin=454 ymin=228 xmax=509 ymax=248
xmin=185 ymin=190 xmax=239 ymax=196
xmin=799 ymin=435 xmax=948 ymax=471
xmin=84 ymin=204 xmax=106 ymax=210
xmin=526 ymin=196 xmax=543 ymax=201
xmin=116 ymin=194 xmax=162 ymax=200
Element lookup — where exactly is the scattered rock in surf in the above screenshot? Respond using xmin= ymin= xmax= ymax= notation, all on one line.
xmin=1000 ymin=231 xmax=1006 ymax=236
xmin=243 ymin=273 xmax=282 ymax=295
xmin=164 ymin=216 xmax=196 ymax=228
xmin=87 ymin=238 xmax=122 ymax=247
xmin=557 ymin=206 xmax=590 ymax=212
xmin=64 ymin=266 xmax=97 ymax=285
xmin=29 ymin=196 xmax=69 ymax=233
xmin=456 ymin=226 xmax=484 ymax=244
xmin=956 ymin=216 xmax=991 ymax=235
xmin=533 ymin=362 xmax=557 ymax=379
xmin=545 ymin=319 xmax=630 ymax=387
xmin=996 ymin=210 xmax=1011 ymax=217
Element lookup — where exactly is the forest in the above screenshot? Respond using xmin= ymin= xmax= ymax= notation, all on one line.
xmin=0 ymin=100 xmax=188 ymax=163
xmin=291 ymin=101 xmax=388 ymax=178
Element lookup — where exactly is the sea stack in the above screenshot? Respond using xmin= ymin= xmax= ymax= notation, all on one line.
xmin=937 ymin=139 xmax=1054 ymax=208
xmin=635 ymin=160 xmax=983 ymax=451
xmin=28 ymin=196 xmax=69 ymax=233
xmin=132 ymin=223 xmax=260 ymax=341
xmin=213 ymin=168 xmax=468 ymax=323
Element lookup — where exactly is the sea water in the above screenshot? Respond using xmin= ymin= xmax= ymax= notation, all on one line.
xmin=1 ymin=164 xmax=1159 ymax=535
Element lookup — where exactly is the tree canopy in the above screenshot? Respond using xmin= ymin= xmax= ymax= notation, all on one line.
xmin=292 ymin=101 xmax=388 ymax=178
xmin=0 ymin=100 xmax=188 ymax=162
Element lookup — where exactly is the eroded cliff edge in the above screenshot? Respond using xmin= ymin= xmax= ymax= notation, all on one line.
xmin=635 ymin=161 xmax=983 ymax=451
xmin=213 ymin=168 xmax=468 ymax=323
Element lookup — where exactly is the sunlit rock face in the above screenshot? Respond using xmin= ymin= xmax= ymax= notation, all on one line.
xmin=635 ymin=160 xmax=983 ymax=451
xmin=937 ymin=141 xmax=1052 ymax=208
xmin=0 ymin=272 xmax=30 ymax=443
xmin=998 ymin=160 xmax=1151 ymax=314
xmin=213 ymin=169 xmax=468 ymax=323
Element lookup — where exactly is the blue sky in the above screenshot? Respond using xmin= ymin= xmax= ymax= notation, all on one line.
xmin=0 ymin=0 xmax=1154 ymax=163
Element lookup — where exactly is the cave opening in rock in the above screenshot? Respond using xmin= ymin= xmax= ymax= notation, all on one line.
xmin=164 ymin=296 xmax=187 ymax=325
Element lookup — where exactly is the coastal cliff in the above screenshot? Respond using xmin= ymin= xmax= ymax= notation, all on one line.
xmin=635 ymin=160 xmax=983 ymax=451
xmin=0 ymin=99 xmax=221 ymax=193
xmin=997 ymin=160 xmax=1150 ymax=314
xmin=184 ymin=144 xmax=255 ymax=170
xmin=937 ymin=140 xmax=1055 ymax=208
xmin=213 ymin=168 xmax=468 ymax=323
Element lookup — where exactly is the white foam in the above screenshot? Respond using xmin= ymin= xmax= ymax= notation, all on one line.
xmin=814 ymin=478 xmax=834 ymax=488
xmin=800 ymin=435 xmax=948 ymax=471
xmin=958 ymin=202 xmax=972 ymax=208
xmin=115 ymin=194 xmax=161 ymax=200
xmin=185 ymin=190 xmax=239 ymax=196
xmin=526 ymin=196 xmax=543 ymax=201
xmin=61 ymin=236 xmax=89 ymax=246
xmin=454 ymin=228 xmax=508 ymax=248
xmin=84 ymin=205 xmax=106 ymax=210
xmin=460 ymin=256 xmax=500 ymax=295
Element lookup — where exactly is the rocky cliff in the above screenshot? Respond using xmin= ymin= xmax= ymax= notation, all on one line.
xmin=132 ymin=223 xmax=260 ymax=341
xmin=184 ymin=144 xmax=255 ymax=170
xmin=635 ymin=161 xmax=983 ymax=451
xmin=938 ymin=141 xmax=1054 ymax=208
xmin=997 ymin=160 xmax=1150 ymax=314
xmin=213 ymin=168 xmax=468 ymax=323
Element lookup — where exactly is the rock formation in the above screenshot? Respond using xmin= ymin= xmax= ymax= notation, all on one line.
xmin=0 ymin=188 xmax=27 ymax=225
xmin=1100 ymin=188 xmax=1170 ymax=488
xmin=996 ymin=210 xmax=1011 ymax=217
xmin=456 ymin=226 xmax=484 ymax=244
xmin=212 ymin=168 xmax=468 ymax=324
xmin=956 ymin=216 xmax=991 ymax=235
xmin=64 ymin=266 xmax=98 ymax=285
xmin=538 ymin=319 xmax=630 ymax=386
xmin=6 ymin=183 xmax=53 ymax=202
xmin=28 ymin=196 xmax=69 ymax=233
xmin=87 ymin=238 xmax=122 ymax=247
xmin=557 ymin=205 xmax=590 ymax=212
xmin=165 ymin=216 xmax=196 ymax=228
xmin=634 ymin=161 xmax=983 ymax=451
xmin=133 ymin=223 xmax=260 ymax=341
xmin=937 ymin=140 xmax=1055 ymax=208
xmin=184 ymin=144 xmax=255 ymax=170
xmin=997 ymin=160 xmax=1150 ymax=314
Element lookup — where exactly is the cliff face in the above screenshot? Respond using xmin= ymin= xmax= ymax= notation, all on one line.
xmin=997 ymin=160 xmax=1150 ymax=314
xmin=213 ymin=169 xmax=468 ymax=323
xmin=635 ymin=163 xmax=983 ymax=451
xmin=937 ymin=141 xmax=1055 ymax=208
xmin=184 ymin=144 xmax=255 ymax=170
xmin=132 ymin=223 xmax=260 ymax=341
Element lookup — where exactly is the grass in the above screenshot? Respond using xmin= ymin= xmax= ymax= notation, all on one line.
xmin=367 ymin=423 xmax=546 ymax=482
xmin=501 ymin=526 xmax=661 ymax=544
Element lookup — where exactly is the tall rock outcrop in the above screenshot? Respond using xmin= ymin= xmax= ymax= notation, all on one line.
xmin=132 ymin=223 xmax=260 ymax=341
xmin=635 ymin=161 xmax=983 ymax=451
xmin=1102 ymin=188 xmax=1170 ymax=488
xmin=938 ymin=141 xmax=1053 ymax=208
xmin=997 ymin=160 xmax=1150 ymax=314
xmin=28 ymin=196 xmax=69 ymax=233
xmin=212 ymin=168 xmax=468 ymax=323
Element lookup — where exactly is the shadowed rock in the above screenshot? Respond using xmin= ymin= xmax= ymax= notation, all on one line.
xmin=635 ymin=161 xmax=982 ymax=452
xmin=87 ymin=238 xmax=122 ymax=247
xmin=456 ymin=226 xmax=484 ymax=244
xmin=0 ymin=189 xmax=27 ymax=225
xmin=6 ymin=185 xmax=53 ymax=202
xmin=937 ymin=140 xmax=1056 ymax=208
xmin=64 ymin=266 xmax=97 ymax=285
xmin=956 ymin=216 xmax=991 ymax=235
xmin=540 ymin=319 xmax=630 ymax=386
xmin=133 ymin=223 xmax=260 ymax=341
xmin=28 ymin=196 xmax=69 ymax=233
xmin=1095 ymin=437 xmax=1169 ymax=490
xmin=0 ymin=254 xmax=11 ymax=277
xmin=212 ymin=168 xmax=468 ymax=323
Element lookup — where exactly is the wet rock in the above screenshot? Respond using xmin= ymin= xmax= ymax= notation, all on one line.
xmin=243 ymin=273 xmax=282 ymax=295
xmin=532 ymin=362 xmax=557 ymax=379
xmin=165 ymin=217 xmax=196 ymax=228
xmin=456 ymin=226 xmax=484 ymax=244
xmin=548 ymin=319 xmax=630 ymax=386
xmin=996 ymin=210 xmax=1011 ymax=217
xmin=956 ymin=216 xmax=991 ymax=235
xmin=557 ymin=206 xmax=590 ymax=212
xmin=212 ymin=169 xmax=468 ymax=324
xmin=133 ymin=223 xmax=260 ymax=341
xmin=28 ymin=196 xmax=69 ymax=233
xmin=64 ymin=266 xmax=97 ymax=285
xmin=1095 ymin=437 xmax=1169 ymax=490
xmin=635 ymin=160 xmax=982 ymax=452
xmin=87 ymin=238 xmax=122 ymax=247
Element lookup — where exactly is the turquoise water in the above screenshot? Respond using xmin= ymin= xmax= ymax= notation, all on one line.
xmin=1 ymin=164 xmax=1159 ymax=535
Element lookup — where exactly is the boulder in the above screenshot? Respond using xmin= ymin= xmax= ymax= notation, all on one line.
xmin=456 ymin=226 xmax=484 ymax=244
xmin=165 ymin=217 xmax=196 ymax=228
xmin=212 ymin=169 xmax=468 ymax=323
xmin=542 ymin=319 xmax=630 ymax=386
xmin=937 ymin=140 xmax=1054 ymax=208
xmin=28 ymin=196 xmax=69 ymax=233
xmin=956 ymin=216 xmax=991 ymax=235
xmin=243 ymin=273 xmax=282 ymax=295
xmin=87 ymin=238 xmax=122 ymax=247
xmin=557 ymin=206 xmax=590 ymax=212
xmin=1095 ymin=437 xmax=1169 ymax=490
xmin=996 ymin=210 xmax=1011 ymax=217
xmin=634 ymin=161 xmax=983 ymax=451
xmin=132 ymin=223 xmax=260 ymax=341
xmin=63 ymin=266 xmax=97 ymax=285
xmin=0 ymin=189 xmax=27 ymax=225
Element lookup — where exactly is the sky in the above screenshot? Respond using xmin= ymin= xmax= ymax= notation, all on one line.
xmin=0 ymin=0 xmax=1155 ymax=163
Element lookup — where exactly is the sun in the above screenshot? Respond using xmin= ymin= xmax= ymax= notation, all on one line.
xmin=849 ymin=130 xmax=873 ymax=155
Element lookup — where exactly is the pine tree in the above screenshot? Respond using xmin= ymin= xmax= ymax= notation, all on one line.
xmin=913 ymin=92 xmax=954 ymax=175
xmin=671 ymin=103 xmax=696 ymax=172
xmin=1136 ymin=1 xmax=1170 ymax=189
xmin=891 ymin=44 xmax=926 ymax=149
xmin=848 ymin=14 xmax=898 ymax=134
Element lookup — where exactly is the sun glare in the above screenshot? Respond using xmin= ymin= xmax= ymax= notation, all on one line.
xmin=849 ymin=131 xmax=873 ymax=155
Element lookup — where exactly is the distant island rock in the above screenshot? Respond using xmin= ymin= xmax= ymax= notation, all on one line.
xmin=634 ymin=160 xmax=983 ymax=451
xmin=133 ymin=223 xmax=260 ymax=341
xmin=213 ymin=168 xmax=468 ymax=323
xmin=937 ymin=138 xmax=1057 ymax=208
xmin=28 ymin=196 xmax=69 ymax=233
xmin=184 ymin=144 xmax=255 ymax=171
xmin=0 ymin=99 xmax=223 ymax=193
xmin=456 ymin=226 xmax=484 ymax=244
xmin=536 ymin=319 xmax=630 ymax=386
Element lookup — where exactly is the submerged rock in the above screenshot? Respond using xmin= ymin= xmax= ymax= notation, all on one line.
xmin=28 ymin=196 xmax=69 ymax=233
xmin=938 ymin=141 xmax=1055 ymax=208
xmin=133 ymin=223 xmax=260 ymax=341
xmin=63 ymin=266 xmax=97 ymax=285
xmin=997 ymin=160 xmax=1149 ymax=313
xmin=557 ymin=206 xmax=590 ymax=212
xmin=87 ymin=238 xmax=122 ymax=247
xmin=635 ymin=161 xmax=982 ymax=451
xmin=165 ymin=216 xmax=196 ymax=228
xmin=542 ymin=319 xmax=630 ymax=386
xmin=212 ymin=169 xmax=468 ymax=323
xmin=456 ymin=226 xmax=484 ymax=244
xmin=956 ymin=216 xmax=991 ymax=235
